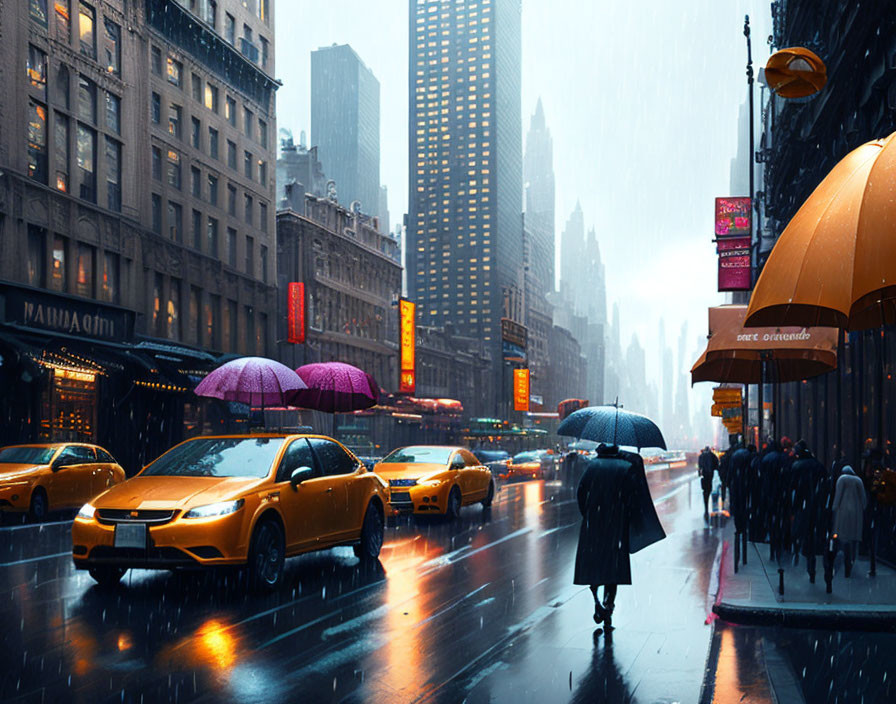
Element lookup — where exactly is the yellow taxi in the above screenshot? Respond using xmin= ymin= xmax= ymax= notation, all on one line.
xmin=502 ymin=450 xmax=552 ymax=482
xmin=72 ymin=434 xmax=389 ymax=591
xmin=374 ymin=445 xmax=495 ymax=518
xmin=0 ymin=443 xmax=126 ymax=521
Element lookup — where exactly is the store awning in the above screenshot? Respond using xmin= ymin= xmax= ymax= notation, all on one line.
xmin=691 ymin=305 xmax=838 ymax=385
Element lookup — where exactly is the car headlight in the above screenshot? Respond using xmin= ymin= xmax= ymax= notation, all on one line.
xmin=418 ymin=479 xmax=442 ymax=487
xmin=77 ymin=503 xmax=96 ymax=520
xmin=184 ymin=499 xmax=244 ymax=519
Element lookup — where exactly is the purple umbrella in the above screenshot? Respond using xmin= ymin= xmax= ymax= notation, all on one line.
xmin=291 ymin=362 xmax=380 ymax=413
xmin=194 ymin=357 xmax=307 ymax=408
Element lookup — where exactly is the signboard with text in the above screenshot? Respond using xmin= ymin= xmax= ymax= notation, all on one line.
xmin=399 ymin=298 xmax=416 ymax=394
xmin=717 ymin=237 xmax=752 ymax=291
xmin=287 ymin=282 xmax=305 ymax=343
xmin=513 ymin=368 xmax=530 ymax=412
xmin=715 ymin=197 xmax=752 ymax=237
xmin=501 ymin=318 xmax=528 ymax=362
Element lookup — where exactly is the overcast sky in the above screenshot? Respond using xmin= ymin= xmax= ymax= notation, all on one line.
xmin=275 ymin=0 xmax=773 ymax=430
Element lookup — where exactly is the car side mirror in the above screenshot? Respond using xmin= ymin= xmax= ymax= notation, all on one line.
xmin=451 ymin=458 xmax=465 ymax=469
xmin=52 ymin=458 xmax=69 ymax=471
xmin=290 ymin=466 xmax=314 ymax=489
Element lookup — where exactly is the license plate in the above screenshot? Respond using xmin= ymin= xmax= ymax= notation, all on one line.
xmin=114 ymin=523 xmax=147 ymax=549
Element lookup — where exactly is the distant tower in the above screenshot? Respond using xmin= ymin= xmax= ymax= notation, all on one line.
xmin=559 ymin=201 xmax=585 ymax=306
xmin=524 ymin=98 xmax=556 ymax=298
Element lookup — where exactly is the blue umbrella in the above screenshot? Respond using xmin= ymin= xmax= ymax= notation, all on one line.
xmin=557 ymin=405 xmax=666 ymax=450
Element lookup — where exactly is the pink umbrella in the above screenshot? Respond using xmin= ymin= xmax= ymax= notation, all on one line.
xmin=194 ymin=357 xmax=307 ymax=408
xmin=291 ymin=362 xmax=380 ymax=413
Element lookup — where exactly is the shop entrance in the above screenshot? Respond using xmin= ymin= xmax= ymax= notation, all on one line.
xmin=40 ymin=367 xmax=98 ymax=442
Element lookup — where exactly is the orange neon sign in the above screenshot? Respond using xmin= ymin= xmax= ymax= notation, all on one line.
xmin=513 ymin=368 xmax=529 ymax=412
xmin=399 ymin=299 xmax=415 ymax=393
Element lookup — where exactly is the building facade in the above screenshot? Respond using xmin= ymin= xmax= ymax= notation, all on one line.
xmin=277 ymin=131 xmax=328 ymax=203
xmin=407 ymin=0 xmax=523 ymax=415
xmin=311 ymin=44 xmax=382 ymax=223
xmin=415 ymin=324 xmax=492 ymax=419
xmin=0 ymin=0 xmax=277 ymax=471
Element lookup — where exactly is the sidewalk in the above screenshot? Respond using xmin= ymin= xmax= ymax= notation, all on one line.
xmin=711 ymin=518 xmax=896 ymax=632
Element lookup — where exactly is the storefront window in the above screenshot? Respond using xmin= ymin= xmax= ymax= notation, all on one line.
xmin=51 ymin=235 xmax=67 ymax=291
xmin=27 ymin=226 xmax=46 ymax=287
xmin=55 ymin=113 xmax=69 ymax=192
xmin=101 ymin=251 xmax=119 ymax=303
xmin=76 ymin=243 xmax=94 ymax=297
xmin=44 ymin=367 xmax=97 ymax=442
xmin=78 ymin=2 xmax=96 ymax=60
xmin=76 ymin=123 xmax=96 ymax=201
xmin=101 ymin=19 xmax=120 ymax=75
xmin=168 ymin=280 xmax=180 ymax=340
xmin=105 ymin=137 xmax=121 ymax=211
xmin=27 ymin=45 xmax=48 ymax=98
xmin=55 ymin=1 xmax=71 ymax=42
xmin=27 ymin=100 xmax=48 ymax=184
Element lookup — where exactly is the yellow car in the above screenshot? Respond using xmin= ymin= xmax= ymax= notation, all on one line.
xmin=72 ymin=434 xmax=389 ymax=590
xmin=374 ymin=445 xmax=495 ymax=518
xmin=0 ymin=443 xmax=126 ymax=521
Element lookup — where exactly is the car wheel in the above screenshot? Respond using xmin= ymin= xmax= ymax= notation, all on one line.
xmin=88 ymin=567 xmax=126 ymax=587
xmin=446 ymin=486 xmax=462 ymax=520
xmin=248 ymin=519 xmax=284 ymax=592
xmin=481 ymin=480 xmax=495 ymax=508
xmin=29 ymin=489 xmax=48 ymax=522
xmin=353 ymin=502 xmax=384 ymax=561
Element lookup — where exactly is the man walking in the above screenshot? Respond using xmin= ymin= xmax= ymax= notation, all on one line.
xmin=729 ymin=442 xmax=755 ymax=568
xmin=791 ymin=441 xmax=828 ymax=583
xmin=698 ymin=446 xmax=719 ymax=519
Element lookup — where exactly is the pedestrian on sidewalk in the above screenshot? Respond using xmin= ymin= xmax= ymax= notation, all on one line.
xmin=748 ymin=442 xmax=768 ymax=543
xmin=729 ymin=442 xmax=755 ymax=565
xmin=824 ymin=466 xmax=867 ymax=592
xmin=574 ymin=443 xmax=664 ymax=630
xmin=719 ymin=444 xmax=733 ymax=506
xmin=760 ymin=439 xmax=786 ymax=560
xmin=791 ymin=441 xmax=829 ymax=584
xmin=698 ymin=446 xmax=719 ymax=519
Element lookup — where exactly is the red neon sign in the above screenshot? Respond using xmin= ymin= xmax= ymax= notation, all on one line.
xmin=287 ymin=282 xmax=305 ymax=343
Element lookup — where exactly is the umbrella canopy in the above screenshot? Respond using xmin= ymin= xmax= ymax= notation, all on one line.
xmin=745 ymin=131 xmax=896 ymax=330
xmin=691 ymin=305 xmax=838 ymax=384
xmin=557 ymin=406 xmax=666 ymax=451
xmin=292 ymin=362 xmax=380 ymax=413
xmin=194 ymin=357 xmax=307 ymax=407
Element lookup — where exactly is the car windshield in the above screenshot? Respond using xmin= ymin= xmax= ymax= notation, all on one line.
xmin=141 ymin=438 xmax=286 ymax=478
xmin=513 ymin=451 xmax=541 ymax=463
xmin=381 ymin=446 xmax=454 ymax=465
xmin=0 ymin=446 xmax=57 ymax=465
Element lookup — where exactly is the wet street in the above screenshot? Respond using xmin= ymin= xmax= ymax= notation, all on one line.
xmin=2 ymin=463 xmax=894 ymax=703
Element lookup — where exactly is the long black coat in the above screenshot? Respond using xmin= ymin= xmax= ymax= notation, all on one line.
xmin=698 ymin=449 xmax=719 ymax=492
xmin=574 ymin=450 xmax=638 ymax=586
xmin=749 ymin=451 xmax=769 ymax=542
xmin=619 ymin=449 xmax=666 ymax=553
xmin=729 ymin=447 xmax=754 ymax=532
xmin=792 ymin=452 xmax=830 ymax=556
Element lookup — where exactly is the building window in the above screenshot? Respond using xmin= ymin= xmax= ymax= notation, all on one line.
xmin=223 ymin=300 xmax=235 ymax=351
xmin=243 ymin=151 xmax=252 ymax=179
xmin=56 ymin=65 xmax=70 ymax=109
xmin=152 ymin=146 xmax=161 ymax=180
xmin=192 ymin=209 xmax=202 ymax=249
xmin=227 ymin=184 xmax=236 ymax=215
xmin=105 ymin=137 xmax=121 ymax=211
xmin=260 ymin=37 xmax=269 ymax=69
xmin=243 ymin=108 xmax=253 ymax=138
xmin=191 ymin=117 xmax=201 ymax=149
xmin=54 ymin=112 xmax=69 ymax=192
xmin=167 ymin=280 xmax=180 ymax=340
xmin=151 ymin=273 xmax=163 ymax=335
xmin=204 ymin=83 xmax=218 ymax=112
xmin=225 ymin=96 xmax=236 ymax=126
xmin=168 ymin=201 xmax=182 ymax=242
xmin=151 ymin=193 xmax=162 ymax=233
xmin=208 ymin=127 xmax=219 ymax=159
xmin=105 ymin=92 xmax=120 ymax=134
xmin=54 ymin=1 xmax=70 ymax=41
xmin=167 ymin=56 xmax=182 ymax=87
xmin=30 ymin=0 xmax=48 ymax=27
xmin=225 ymin=13 xmax=235 ymax=44
xmin=258 ymin=119 xmax=267 ymax=148
xmin=260 ymin=244 xmax=268 ymax=282
xmin=208 ymin=174 xmax=218 ymax=205
xmin=191 ymin=73 xmax=202 ymax=101
xmin=78 ymin=76 xmax=96 ymax=124
xmin=258 ymin=0 xmax=269 ymax=22
xmin=101 ymin=251 xmax=119 ymax=303
xmin=206 ymin=0 xmax=217 ymax=28
xmin=27 ymin=226 xmax=46 ymax=287
xmin=151 ymin=91 xmax=160 ymax=123
xmin=207 ymin=217 xmax=219 ymax=257
xmin=258 ymin=160 xmax=267 ymax=187
xmin=190 ymin=286 xmax=201 ymax=345
xmin=244 ymin=194 xmax=252 ymax=224
xmin=151 ymin=45 xmax=162 ymax=75
xmin=50 ymin=235 xmax=67 ymax=291
xmin=191 ymin=166 xmax=200 ymax=197
xmin=27 ymin=45 xmax=48 ymax=99
xmin=259 ymin=202 xmax=267 ymax=232
xmin=227 ymin=140 xmax=236 ymax=168
xmin=78 ymin=2 xmax=96 ymax=59
xmin=76 ymin=123 xmax=96 ymax=201
xmin=27 ymin=100 xmax=48 ymax=184
xmin=75 ymin=243 xmax=94 ymax=297
xmin=243 ymin=24 xmax=252 ymax=43
xmin=167 ymin=150 xmax=181 ymax=189
xmin=245 ymin=236 xmax=254 ymax=276
xmin=103 ymin=18 xmax=120 ymax=75
xmin=168 ymin=103 xmax=181 ymax=138
xmin=227 ymin=227 xmax=237 ymax=266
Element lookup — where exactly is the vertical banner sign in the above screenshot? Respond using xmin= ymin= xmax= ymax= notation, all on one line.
xmin=287 ymin=282 xmax=305 ymax=343
xmin=513 ymin=368 xmax=530 ymax=412
xmin=399 ymin=298 xmax=416 ymax=393
xmin=715 ymin=197 xmax=752 ymax=292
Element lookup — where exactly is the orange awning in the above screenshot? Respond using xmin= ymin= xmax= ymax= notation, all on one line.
xmin=691 ymin=305 xmax=838 ymax=384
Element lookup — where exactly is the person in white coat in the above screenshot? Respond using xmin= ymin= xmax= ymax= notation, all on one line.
xmin=824 ymin=466 xmax=867 ymax=593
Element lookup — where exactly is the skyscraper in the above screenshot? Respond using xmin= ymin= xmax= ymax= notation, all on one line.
xmin=408 ymin=0 xmax=523 ymax=411
xmin=523 ymin=98 xmax=555 ymax=299
xmin=311 ymin=44 xmax=381 ymax=221
xmin=559 ymin=200 xmax=584 ymax=305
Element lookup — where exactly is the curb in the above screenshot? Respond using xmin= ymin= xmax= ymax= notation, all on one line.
xmin=712 ymin=601 xmax=896 ymax=632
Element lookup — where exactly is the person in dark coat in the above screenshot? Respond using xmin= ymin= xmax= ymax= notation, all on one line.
xmin=791 ymin=441 xmax=829 ymax=583
xmin=574 ymin=444 xmax=639 ymax=628
xmin=619 ymin=448 xmax=666 ymax=553
xmin=729 ymin=442 xmax=755 ymax=563
xmin=748 ymin=443 xmax=768 ymax=543
xmin=698 ymin=447 xmax=719 ymax=519
xmin=760 ymin=439 xmax=786 ymax=559
xmin=718 ymin=444 xmax=733 ymax=505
